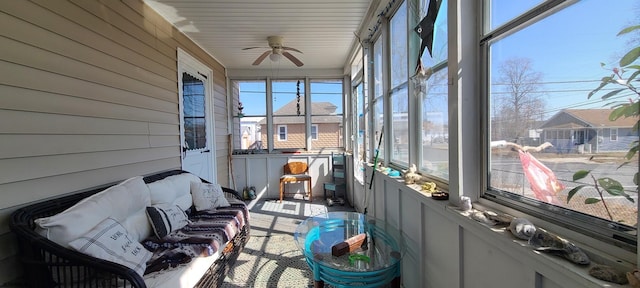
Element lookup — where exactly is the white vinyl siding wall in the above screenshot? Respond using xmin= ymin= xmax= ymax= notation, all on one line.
xmin=0 ymin=0 xmax=229 ymax=285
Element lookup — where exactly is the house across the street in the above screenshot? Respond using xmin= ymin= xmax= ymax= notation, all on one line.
xmin=540 ymin=109 xmax=637 ymax=154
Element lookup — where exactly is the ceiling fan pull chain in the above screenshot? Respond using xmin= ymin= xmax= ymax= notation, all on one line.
xmin=296 ymin=80 xmax=301 ymax=116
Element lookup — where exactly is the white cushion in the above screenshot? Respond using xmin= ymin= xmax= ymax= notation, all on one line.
xmin=69 ymin=218 xmax=152 ymax=277
xmin=190 ymin=182 xmax=231 ymax=211
xmin=122 ymin=210 xmax=153 ymax=242
xmin=145 ymin=205 xmax=189 ymax=239
xmin=34 ymin=176 xmax=151 ymax=247
xmin=144 ymin=248 xmax=221 ymax=288
xmin=148 ymin=173 xmax=201 ymax=210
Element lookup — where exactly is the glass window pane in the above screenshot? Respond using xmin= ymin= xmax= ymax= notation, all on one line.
xmin=420 ymin=68 xmax=449 ymax=180
xmin=373 ymin=99 xmax=385 ymax=161
xmin=182 ymin=72 xmax=206 ymax=150
xmin=311 ymin=80 xmax=344 ymax=149
xmin=373 ymin=38 xmax=383 ymax=98
xmin=372 ymin=36 xmax=385 ymax=162
xmin=272 ymin=80 xmax=305 ymax=149
xmin=234 ymin=80 xmax=266 ymax=150
xmin=488 ymin=0 xmax=543 ymax=30
xmin=418 ymin=0 xmax=448 ymax=67
xmin=488 ymin=0 xmax=638 ymax=227
xmin=391 ymin=86 xmax=408 ymax=164
xmin=390 ymin=2 xmax=408 ymax=88
xmin=355 ymin=83 xmax=366 ymax=183
xmin=278 ymin=125 xmax=287 ymax=141
xmin=311 ymin=125 xmax=318 ymax=140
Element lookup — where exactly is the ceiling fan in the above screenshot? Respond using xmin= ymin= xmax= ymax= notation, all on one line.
xmin=242 ymin=36 xmax=304 ymax=67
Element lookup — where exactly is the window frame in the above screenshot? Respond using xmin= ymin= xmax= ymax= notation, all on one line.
xmin=309 ymin=79 xmax=345 ymax=149
xmin=610 ymin=128 xmax=618 ymax=141
xmin=277 ymin=125 xmax=288 ymax=141
xmin=232 ymin=78 xmax=346 ymax=153
xmin=311 ymin=124 xmax=318 ymax=141
xmin=479 ymin=0 xmax=637 ymax=252
xmin=388 ymin=1 xmax=409 ymax=167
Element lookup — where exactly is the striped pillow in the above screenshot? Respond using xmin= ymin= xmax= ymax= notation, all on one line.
xmin=145 ymin=205 xmax=189 ymax=239
xmin=69 ymin=218 xmax=151 ymax=276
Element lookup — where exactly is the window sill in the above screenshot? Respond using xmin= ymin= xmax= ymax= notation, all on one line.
xmin=446 ymin=201 xmax=636 ymax=287
xmin=372 ymin=170 xmax=637 ymax=287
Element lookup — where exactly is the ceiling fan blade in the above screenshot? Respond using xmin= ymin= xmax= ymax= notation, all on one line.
xmin=242 ymin=46 xmax=268 ymax=50
xmin=282 ymin=51 xmax=304 ymax=67
xmin=282 ymin=46 xmax=303 ymax=54
xmin=252 ymin=51 xmax=271 ymax=65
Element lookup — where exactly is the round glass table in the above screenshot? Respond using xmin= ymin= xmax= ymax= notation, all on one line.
xmin=294 ymin=212 xmax=405 ymax=288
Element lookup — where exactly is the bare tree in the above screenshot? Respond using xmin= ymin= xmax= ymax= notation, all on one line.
xmin=493 ymin=57 xmax=546 ymax=143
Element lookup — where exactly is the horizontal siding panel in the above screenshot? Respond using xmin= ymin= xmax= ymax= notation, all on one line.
xmin=0 ymin=62 xmax=177 ymax=114
xmin=0 ymin=110 xmax=150 ymax=135
xmin=29 ymin=0 xmax=176 ymax=69
xmin=0 ymin=135 xmax=153 ymax=159
xmin=96 ymin=0 xmax=167 ymax=41
xmin=70 ymin=0 xmax=176 ymax=60
xmin=149 ymin=123 xmax=180 ymax=136
xmin=0 ymin=0 xmax=232 ymax=285
xmin=0 ymin=37 xmax=176 ymax=102
xmin=0 ymin=146 xmax=178 ymax=184
xmin=0 ymin=85 xmax=178 ymax=124
xmin=0 ymin=13 xmax=176 ymax=92
xmin=149 ymin=135 xmax=179 ymax=148
xmin=213 ymin=75 xmax=226 ymax=89
xmin=0 ymin=157 xmax=181 ymax=210
xmin=121 ymin=0 xmax=177 ymax=44
xmin=0 ymin=0 xmax=176 ymax=81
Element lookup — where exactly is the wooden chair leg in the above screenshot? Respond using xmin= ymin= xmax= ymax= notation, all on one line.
xmin=307 ymin=179 xmax=312 ymax=202
xmin=280 ymin=180 xmax=284 ymax=203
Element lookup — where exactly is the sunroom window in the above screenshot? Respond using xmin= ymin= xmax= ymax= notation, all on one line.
xmin=272 ymin=80 xmax=304 ymax=150
xmin=389 ymin=1 xmax=409 ymax=166
xmin=484 ymin=0 xmax=639 ymax=248
xmin=233 ymin=80 xmax=266 ymax=151
xmin=310 ymin=80 xmax=344 ymax=149
xmin=416 ymin=0 xmax=448 ymax=180
xmin=372 ymin=37 xmax=385 ymax=163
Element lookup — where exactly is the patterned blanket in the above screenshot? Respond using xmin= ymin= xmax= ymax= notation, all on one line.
xmin=143 ymin=200 xmax=248 ymax=274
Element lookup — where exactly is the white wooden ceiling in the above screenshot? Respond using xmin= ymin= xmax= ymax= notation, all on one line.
xmin=143 ymin=0 xmax=376 ymax=71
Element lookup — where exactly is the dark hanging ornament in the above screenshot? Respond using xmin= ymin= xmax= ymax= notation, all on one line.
xmin=296 ymin=80 xmax=301 ymax=116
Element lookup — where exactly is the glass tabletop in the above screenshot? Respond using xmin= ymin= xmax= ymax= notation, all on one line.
xmin=294 ymin=212 xmax=405 ymax=272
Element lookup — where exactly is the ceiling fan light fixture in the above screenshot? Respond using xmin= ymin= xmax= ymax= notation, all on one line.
xmin=243 ymin=36 xmax=303 ymax=67
xmin=269 ymin=53 xmax=282 ymax=62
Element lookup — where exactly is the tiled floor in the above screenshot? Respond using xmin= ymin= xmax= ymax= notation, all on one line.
xmin=221 ymin=196 xmax=356 ymax=287
xmin=246 ymin=196 xmax=356 ymax=236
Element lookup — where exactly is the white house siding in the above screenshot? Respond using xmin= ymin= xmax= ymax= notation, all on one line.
xmin=0 ymin=0 xmax=229 ymax=285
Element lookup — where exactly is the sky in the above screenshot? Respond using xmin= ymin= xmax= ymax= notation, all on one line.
xmin=489 ymin=0 xmax=639 ymax=118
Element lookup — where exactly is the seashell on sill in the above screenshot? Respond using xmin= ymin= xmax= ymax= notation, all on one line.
xmin=589 ymin=264 xmax=628 ymax=285
xmin=483 ymin=210 xmax=514 ymax=226
xmin=508 ymin=218 xmax=536 ymax=240
xmin=528 ymin=228 xmax=590 ymax=265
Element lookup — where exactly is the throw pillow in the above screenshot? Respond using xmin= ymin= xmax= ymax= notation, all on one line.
xmin=34 ymin=176 xmax=150 ymax=247
xmin=145 ymin=205 xmax=190 ymax=239
xmin=190 ymin=182 xmax=231 ymax=211
xmin=68 ymin=218 xmax=151 ymax=277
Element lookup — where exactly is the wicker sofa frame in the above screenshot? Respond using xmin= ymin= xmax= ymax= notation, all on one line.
xmin=10 ymin=170 xmax=250 ymax=288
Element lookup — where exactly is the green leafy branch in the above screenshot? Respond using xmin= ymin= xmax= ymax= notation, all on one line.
xmin=567 ymin=25 xmax=639 ymax=221
xmin=568 ymin=170 xmax=635 ymax=221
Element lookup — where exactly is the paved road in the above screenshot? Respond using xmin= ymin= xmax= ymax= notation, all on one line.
xmin=490 ymin=155 xmax=638 ymax=208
